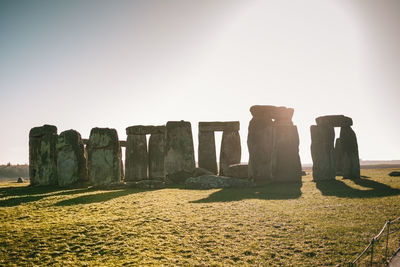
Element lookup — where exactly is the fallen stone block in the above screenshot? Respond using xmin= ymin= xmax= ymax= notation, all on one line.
xmin=226 ymin=164 xmax=248 ymax=179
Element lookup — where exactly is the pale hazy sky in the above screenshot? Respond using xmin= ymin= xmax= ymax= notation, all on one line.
xmin=0 ymin=0 xmax=399 ymax=164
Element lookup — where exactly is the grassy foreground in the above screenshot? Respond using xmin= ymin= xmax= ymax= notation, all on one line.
xmin=1 ymin=169 xmax=400 ymax=266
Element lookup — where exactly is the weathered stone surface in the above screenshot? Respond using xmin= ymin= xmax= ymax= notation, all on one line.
xmin=271 ymin=125 xmax=302 ymax=182
xmin=185 ymin=175 xmax=255 ymax=189
xmin=334 ymin=138 xmax=344 ymax=175
xmin=339 ymin=126 xmax=360 ymax=179
xmin=198 ymin=121 xmax=240 ymax=132
xmin=247 ymin=117 xmax=274 ymax=182
xmin=149 ymin=133 xmax=165 ymax=180
xmin=310 ymin=125 xmax=336 ymax=180
xmin=87 ymin=128 xmax=123 ymax=186
xmin=226 ymin=164 xmax=248 ymax=179
xmin=219 ymin=131 xmax=241 ymax=176
xmin=164 ymin=121 xmax=196 ymax=183
xmin=126 ymin=125 xmax=165 ymax=135
xmin=315 ymin=115 xmax=353 ymax=127
xmin=136 ymin=179 xmax=165 ymax=189
xmin=198 ymin=131 xmax=217 ymax=174
xmin=125 ymin=134 xmax=148 ymax=181
xmin=56 ymin=129 xmax=88 ymax=187
xmin=250 ymin=105 xmax=293 ymax=123
xmin=29 ymin=124 xmax=58 ymax=186
xmin=192 ymin=167 xmax=214 ymax=177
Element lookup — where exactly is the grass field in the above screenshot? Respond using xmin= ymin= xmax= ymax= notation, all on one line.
xmin=1 ymin=169 xmax=400 ymax=266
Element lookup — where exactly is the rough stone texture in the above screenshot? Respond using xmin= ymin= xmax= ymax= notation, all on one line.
xmin=339 ymin=126 xmax=360 ymax=179
xmin=271 ymin=125 xmax=302 ymax=182
xmin=87 ymin=128 xmax=123 ymax=186
xmin=126 ymin=125 xmax=165 ymax=135
xmin=334 ymin=138 xmax=344 ymax=176
xmin=29 ymin=124 xmax=58 ymax=186
xmin=247 ymin=117 xmax=274 ymax=182
xmin=56 ymin=129 xmax=88 ymax=187
xmin=17 ymin=177 xmax=25 ymax=183
xmin=226 ymin=164 xmax=248 ymax=179
xmin=310 ymin=125 xmax=336 ymax=180
xmin=219 ymin=131 xmax=241 ymax=176
xmin=198 ymin=121 xmax=240 ymax=132
xmin=148 ymin=133 xmax=165 ymax=180
xmin=192 ymin=167 xmax=214 ymax=177
xmin=198 ymin=131 xmax=217 ymax=174
xmin=316 ymin=115 xmax=353 ymax=127
xmin=250 ymin=105 xmax=293 ymax=123
xmin=136 ymin=179 xmax=165 ymax=189
xmin=185 ymin=175 xmax=255 ymax=189
xmin=164 ymin=121 xmax=196 ymax=183
xmin=125 ymin=134 xmax=148 ymax=181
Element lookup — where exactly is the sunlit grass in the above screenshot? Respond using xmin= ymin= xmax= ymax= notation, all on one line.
xmin=1 ymin=169 xmax=400 ymax=266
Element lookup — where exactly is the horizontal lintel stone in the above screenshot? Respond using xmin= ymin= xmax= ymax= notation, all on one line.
xmin=198 ymin=121 xmax=240 ymax=132
xmin=126 ymin=125 xmax=166 ymax=135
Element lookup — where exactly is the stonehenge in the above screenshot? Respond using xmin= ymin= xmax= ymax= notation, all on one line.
xmin=125 ymin=125 xmax=165 ymax=181
xmin=27 ymin=106 xmax=362 ymax=188
xmin=198 ymin=121 xmax=241 ymax=175
xmin=164 ymin=121 xmax=196 ymax=183
xmin=86 ymin=128 xmax=124 ymax=186
xmin=56 ymin=129 xmax=88 ymax=186
xmin=247 ymin=105 xmax=302 ymax=183
xmin=310 ymin=115 xmax=360 ymax=180
xmin=29 ymin=124 xmax=58 ymax=186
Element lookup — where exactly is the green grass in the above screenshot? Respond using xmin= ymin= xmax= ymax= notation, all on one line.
xmin=1 ymin=169 xmax=400 ymax=266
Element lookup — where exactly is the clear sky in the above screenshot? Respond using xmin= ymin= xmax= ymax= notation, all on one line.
xmin=1 ymin=0 xmax=399 ymax=165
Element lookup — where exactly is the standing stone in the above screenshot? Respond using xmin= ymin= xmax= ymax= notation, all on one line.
xmin=198 ymin=131 xmax=217 ymax=174
xmin=164 ymin=121 xmax=195 ymax=183
xmin=310 ymin=125 xmax=335 ymax=180
xmin=219 ymin=131 xmax=241 ymax=176
xmin=339 ymin=126 xmax=360 ymax=179
xmin=149 ymin=132 xmax=166 ymax=180
xmin=29 ymin=125 xmax=58 ymax=186
xmin=247 ymin=116 xmax=274 ymax=182
xmin=271 ymin=125 xmax=302 ymax=182
xmin=334 ymin=138 xmax=344 ymax=176
xmin=56 ymin=130 xmax=88 ymax=186
xmin=125 ymin=134 xmax=148 ymax=181
xmin=87 ymin=128 xmax=123 ymax=186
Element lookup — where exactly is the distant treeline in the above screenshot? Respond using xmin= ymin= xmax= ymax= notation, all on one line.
xmin=0 ymin=164 xmax=29 ymax=178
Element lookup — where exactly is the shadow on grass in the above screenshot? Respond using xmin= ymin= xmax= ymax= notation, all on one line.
xmin=191 ymin=182 xmax=302 ymax=203
xmin=53 ymin=189 xmax=142 ymax=206
xmin=315 ymin=177 xmax=400 ymax=198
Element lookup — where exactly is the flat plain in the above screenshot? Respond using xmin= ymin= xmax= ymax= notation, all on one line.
xmin=1 ymin=169 xmax=400 ymax=266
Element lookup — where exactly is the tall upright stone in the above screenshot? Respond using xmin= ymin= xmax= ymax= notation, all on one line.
xmin=148 ymin=131 xmax=166 ymax=180
xmin=164 ymin=121 xmax=195 ymax=183
xmin=198 ymin=131 xmax=217 ymax=174
xmin=247 ymin=114 xmax=274 ymax=182
xmin=310 ymin=125 xmax=335 ymax=180
xmin=56 ymin=129 xmax=88 ymax=186
xmin=29 ymin=125 xmax=58 ymax=186
xmin=125 ymin=134 xmax=148 ymax=181
xmin=219 ymin=131 xmax=241 ymax=176
xmin=87 ymin=128 xmax=123 ymax=186
xmin=334 ymin=138 xmax=344 ymax=175
xmin=340 ymin=126 xmax=360 ymax=179
xmin=271 ymin=125 xmax=302 ymax=182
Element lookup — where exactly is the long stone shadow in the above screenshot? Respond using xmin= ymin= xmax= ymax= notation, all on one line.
xmin=54 ymin=188 xmax=161 ymax=206
xmin=315 ymin=177 xmax=400 ymax=198
xmin=191 ymin=182 xmax=302 ymax=203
